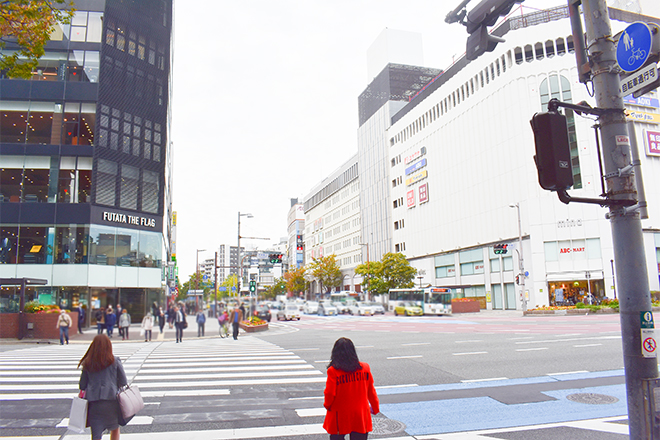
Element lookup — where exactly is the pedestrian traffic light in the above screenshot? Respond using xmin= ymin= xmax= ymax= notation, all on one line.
xmin=530 ymin=111 xmax=574 ymax=191
xmin=249 ymin=281 xmax=256 ymax=292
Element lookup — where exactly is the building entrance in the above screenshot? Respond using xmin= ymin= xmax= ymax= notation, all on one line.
xmin=548 ymin=278 xmax=605 ymax=305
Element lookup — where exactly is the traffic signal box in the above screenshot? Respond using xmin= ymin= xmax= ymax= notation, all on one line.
xmin=530 ymin=111 xmax=574 ymax=191
xmin=249 ymin=281 xmax=256 ymax=293
xmin=268 ymin=253 xmax=283 ymax=264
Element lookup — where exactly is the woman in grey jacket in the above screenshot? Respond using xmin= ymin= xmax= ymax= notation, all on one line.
xmin=78 ymin=334 xmax=128 ymax=440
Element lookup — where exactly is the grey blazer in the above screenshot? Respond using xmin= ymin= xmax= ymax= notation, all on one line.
xmin=79 ymin=357 xmax=128 ymax=401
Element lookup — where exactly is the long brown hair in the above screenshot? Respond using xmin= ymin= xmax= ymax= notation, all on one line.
xmin=78 ymin=334 xmax=115 ymax=372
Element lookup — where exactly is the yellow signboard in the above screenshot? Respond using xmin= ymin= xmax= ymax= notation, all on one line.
xmin=626 ymin=110 xmax=660 ymax=125
xmin=406 ymin=170 xmax=428 ymax=186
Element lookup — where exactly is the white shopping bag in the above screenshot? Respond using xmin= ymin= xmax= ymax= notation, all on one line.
xmin=67 ymin=396 xmax=88 ymax=434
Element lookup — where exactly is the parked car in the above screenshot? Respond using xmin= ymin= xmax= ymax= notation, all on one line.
xmin=394 ymin=302 xmax=423 ymax=316
xmin=347 ymin=301 xmax=372 ymax=316
xmin=254 ymin=304 xmax=272 ymax=322
xmin=333 ymin=301 xmax=349 ymax=314
xmin=368 ymin=302 xmax=385 ymax=315
xmin=303 ymin=301 xmax=319 ymax=314
xmin=277 ymin=303 xmax=302 ymax=321
xmin=317 ymin=301 xmax=338 ymax=316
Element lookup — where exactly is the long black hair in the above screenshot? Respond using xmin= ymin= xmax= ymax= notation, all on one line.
xmin=327 ymin=337 xmax=362 ymax=372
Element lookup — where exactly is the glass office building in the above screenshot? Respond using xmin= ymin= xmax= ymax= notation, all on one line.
xmin=0 ymin=0 xmax=173 ymax=325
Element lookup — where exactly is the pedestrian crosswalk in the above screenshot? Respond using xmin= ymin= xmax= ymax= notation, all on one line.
xmin=0 ymin=336 xmax=332 ymax=438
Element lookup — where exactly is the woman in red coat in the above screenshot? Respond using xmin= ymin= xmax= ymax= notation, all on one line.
xmin=323 ymin=337 xmax=380 ymax=440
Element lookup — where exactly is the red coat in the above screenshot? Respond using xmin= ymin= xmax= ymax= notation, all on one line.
xmin=323 ymin=362 xmax=380 ymax=435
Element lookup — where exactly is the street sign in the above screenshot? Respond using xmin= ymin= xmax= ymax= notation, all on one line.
xmin=641 ymin=311 xmax=655 ymax=329
xmin=620 ymin=63 xmax=658 ymax=97
xmin=616 ymin=22 xmax=653 ymax=73
xmin=642 ymin=329 xmax=657 ymax=358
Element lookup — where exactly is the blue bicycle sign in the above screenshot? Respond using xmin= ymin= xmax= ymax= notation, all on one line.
xmin=616 ymin=22 xmax=652 ymax=73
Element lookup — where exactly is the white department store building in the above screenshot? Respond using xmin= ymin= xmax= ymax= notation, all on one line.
xmin=386 ymin=6 xmax=660 ymax=309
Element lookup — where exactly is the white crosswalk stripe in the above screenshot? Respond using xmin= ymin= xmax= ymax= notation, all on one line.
xmin=0 ymin=336 xmax=333 ymax=439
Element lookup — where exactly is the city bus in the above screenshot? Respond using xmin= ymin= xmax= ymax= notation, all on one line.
xmin=387 ymin=287 xmax=452 ymax=315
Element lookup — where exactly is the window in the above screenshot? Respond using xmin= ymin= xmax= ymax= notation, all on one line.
xmin=119 ymin=165 xmax=139 ymax=210
xmin=96 ymin=159 xmax=117 ymax=206
xmin=142 ymin=170 xmax=159 ymax=214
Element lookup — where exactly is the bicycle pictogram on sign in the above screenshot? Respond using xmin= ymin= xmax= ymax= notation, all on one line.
xmin=644 ymin=337 xmax=656 ymax=353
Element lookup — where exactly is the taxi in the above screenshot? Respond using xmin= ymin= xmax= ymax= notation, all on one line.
xmin=394 ymin=301 xmax=423 ymax=316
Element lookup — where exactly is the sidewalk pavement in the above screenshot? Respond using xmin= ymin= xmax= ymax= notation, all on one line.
xmin=8 ymin=311 xmax=228 ymax=345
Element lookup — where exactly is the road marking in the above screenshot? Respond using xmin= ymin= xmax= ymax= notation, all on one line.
xmin=355 ymin=345 xmax=374 ymax=348
xmin=58 ymin=415 xmax=153 ymax=427
xmin=452 ymin=351 xmax=487 ymax=356
xmin=547 ymin=370 xmax=589 ymax=376
xmin=296 ymin=408 xmax=325 ymax=417
xmin=461 ymin=377 xmax=508 ymax=383
xmin=289 ymin=396 xmax=323 ymax=401
xmin=314 ymin=360 xmax=330 ymax=363
xmin=376 ymin=383 xmax=418 ymax=390
xmin=455 ymin=340 xmax=483 ymax=343
xmin=516 ymin=336 xmax=619 ymax=345
xmin=574 ymin=343 xmax=603 ymax=348
xmin=387 ymin=355 xmax=423 ymax=360
xmin=287 ymin=348 xmax=320 ymax=351
xmin=516 ymin=347 xmax=549 ymax=352
xmin=402 ymin=342 xmax=431 ymax=346
xmin=508 ymin=336 xmax=534 ymax=340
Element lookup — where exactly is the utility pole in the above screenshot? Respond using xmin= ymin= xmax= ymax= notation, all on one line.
xmin=214 ymin=251 xmax=218 ymax=318
xmin=574 ymin=1 xmax=658 ymax=437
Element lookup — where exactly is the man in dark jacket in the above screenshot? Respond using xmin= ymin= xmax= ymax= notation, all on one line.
xmin=229 ymin=305 xmax=243 ymax=340
xmin=105 ymin=306 xmax=117 ymax=338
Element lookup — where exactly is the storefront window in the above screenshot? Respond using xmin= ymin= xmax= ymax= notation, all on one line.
xmin=54 ymin=225 xmax=89 ymax=264
xmin=89 ymin=225 xmax=117 ymax=265
xmin=0 ymin=227 xmax=18 ymax=264
xmin=139 ymin=231 xmax=162 ymax=267
xmin=116 ymin=229 xmax=139 ymax=267
xmin=17 ymin=226 xmax=51 ymax=264
xmin=57 ymin=157 xmax=92 ymax=203
xmin=0 ymin=286 xmax=21 ymax=313
xmin=0 ymin=156 xmax=23 ymax=202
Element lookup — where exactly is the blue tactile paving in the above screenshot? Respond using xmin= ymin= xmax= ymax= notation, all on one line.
xmin=379 ymin=383 xmax=628 ymax=435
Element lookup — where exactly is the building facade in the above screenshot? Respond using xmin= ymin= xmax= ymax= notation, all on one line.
xmin=286 ymin=198 xmax=305 ymax=270
xmin=386 ymin=6 xmax=660 ymax=309
xmin=303 ymin=155 xmax=362 ymax=295
xmin=0 ymin=0 xmax=173 ymax=325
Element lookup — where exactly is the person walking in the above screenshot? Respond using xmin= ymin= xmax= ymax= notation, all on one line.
xmin=95 ymin=307 xmax=106 ymax=334
xmin=167 ymin=304 xmax=175 ymax=329
xmin=57 ymin=309 xmax=73 ymax=345
xmin=115 ymin=304 xmax=123 ymax=338
xmin=141 ymin=312 xmax=154 ymax=342
xmin=174 ymin=305 xmax=186 ymax=343
xmin=118 ymin=309 xmax=131 ymax=340
xmin=78 ymin=334 xmax=128 ymax=440
xmin=75 ymin=305 xmax=85 ymax=334
xmin=105 ymin=306 xmax=116 ymax=338
xmin=158 ymin=307 xmax=165 ymax=333
xmin=218 ymin=309 xmax=229 ymax=338
xmin=323 ymin=337 xmax=380 ymax=440
xmin=229 ymin=304 xmax=243 ymax=340
xmin=196 ymin=310 xmax=206 ymax=337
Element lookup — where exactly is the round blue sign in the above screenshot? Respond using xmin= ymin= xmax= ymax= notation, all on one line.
xmin=616 ymin=22 xmax=652 ymax=73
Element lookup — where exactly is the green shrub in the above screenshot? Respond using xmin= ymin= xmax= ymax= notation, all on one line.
xmin=575 ymin=302 xmax=586 ymax=309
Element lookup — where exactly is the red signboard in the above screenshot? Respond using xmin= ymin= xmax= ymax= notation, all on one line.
xmin=407 ymin=190 xmax=416 ymax=208
xmin=419 ymin=183 xmax=428 ymax=204
xmin=647 ymin=130 xmax=660 ymax=156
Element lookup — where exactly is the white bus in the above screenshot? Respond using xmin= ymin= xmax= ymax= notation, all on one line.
xmin=387 ymin=287 xmax=452 ymax=315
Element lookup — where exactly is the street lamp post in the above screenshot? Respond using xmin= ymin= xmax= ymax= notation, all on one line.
xmin=237 ymin=212 xmax=253 ymax=299
xmin=509 ymin=203 xmax=526 ymax=312
xmin=196 ymin=249 xmax=206 ymax=312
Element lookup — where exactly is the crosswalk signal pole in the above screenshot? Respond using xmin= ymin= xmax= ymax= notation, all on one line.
xmin=571 ymin=1 xmax=658 ymax=438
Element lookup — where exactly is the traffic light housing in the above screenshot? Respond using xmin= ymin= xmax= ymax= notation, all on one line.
xmin=530 ymin=111 xmax=574 ymax=191
xmin=269 ymin=253 xmax=283 ymax=263
xmin=249 ymin=280 xmax=256 ymax=293
xmin=464 ymin=0 xmax=523 ymax=61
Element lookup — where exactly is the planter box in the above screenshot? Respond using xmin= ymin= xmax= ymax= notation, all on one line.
xmin=0 ymin=312 xmax=78 ymax=339
xmin=239 ymin=322 xmax=268 ymax=333
xmin=451 ymin=300 xmax=480 ymax=314
xmin=523 ymin=308 xmax=619 ymax=316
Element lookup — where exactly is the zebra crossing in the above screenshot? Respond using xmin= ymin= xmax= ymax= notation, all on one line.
xmin=0 ymin=336 xmax=337 ymax=439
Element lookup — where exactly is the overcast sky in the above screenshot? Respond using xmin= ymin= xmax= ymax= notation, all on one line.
xmin=169 ymin=0 xmax=643 ymax=278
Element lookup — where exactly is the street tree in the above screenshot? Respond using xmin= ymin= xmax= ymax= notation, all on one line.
xmin=284 ymin=266 xmax=307 ymax=297
xmin=221 ymin=274 xmax=238 ymax=298
xmin=308 ymin=254 xmax=342 ymax=294
xmin=355 ymin=252 xmax=417 ymax=295
xmin=0 ymin=0 xmax=74 ymax=78
xmin=179 ymin=272 xmax=210 ymax=303
xmin=263 ymin=278 xmax=286 ymax=300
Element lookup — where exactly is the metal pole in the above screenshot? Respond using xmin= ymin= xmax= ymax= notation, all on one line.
xmin=214 ymin=251 xmax=218 ymax=317
xmin=579 ymin=1 xmax=658 ymax=437
xmin=237 ymin=212 xmax=241 ymax=298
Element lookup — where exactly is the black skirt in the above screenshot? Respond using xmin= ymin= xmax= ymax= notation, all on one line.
xmin=87 ymin=399 xmax=123 ymax=439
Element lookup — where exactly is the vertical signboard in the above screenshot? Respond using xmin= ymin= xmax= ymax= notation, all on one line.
xmin=407 ymin=190 xmax=416 ymax=208
xmin=647 ymin=130 xmax=660 ymax=156
xmin=419 ymin=183 xmax=429 ymax=204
